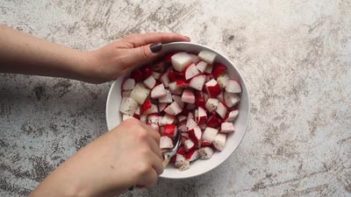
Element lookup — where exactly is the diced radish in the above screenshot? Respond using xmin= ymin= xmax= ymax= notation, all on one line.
xmin=174 ymin=154 xmax=190 ymax=170
xmin=171 ymin=52 xmax=193 ymax=72
xmin=122 ymin=114 xmax=133 ymax=121
xmin=196 ymin=61 xmax=208 ymax=73
xmin=140 ymin=99 xmax=151 ymax=114
xmin=160 ymin=71 xmax=170 ymax=87
xmin=139 ymin=115 xmax=147 ymax=123
xmin=199 ymin=123 xmax=206 ymax=130
xmin=205 ymin=64 xmax=213 ymax=74
xmin=159 ymin=115 xmax=175 ymax=126
xmin=195 ymin=91 xmax=206 ymax=108
xmin=217 ymin=92 xmax=224 ymax=103
xmin=205 ymin=79 xmax=221 ymax=98
xmin=181 ymin=89 xmax=195 ymax=104
xmin=122 ymin=78 xmax=135 ymax=90
xmin=152 ymin=62 xmax=166 ymax=73
xmin=134 ymin=107 xmax=140 ymax=115
xmin=130 ymin=83 xmax=150 ymax=105
xmin=178 ymin=115 xmax=187 ymax=122
xmin=186 ymin=118 xmax=198 ymax=131
xmin=161 ymin=124 xmax=177 ymax=138
xmin=152 ymin=72 xmax=161 ymax=79
xmin=185 ymin=63 xmax=200 ymax=80
xmin=224 ymin=92 xmax=240 ymax=108
xmin=187 ymin=112 xmax=194 ymax=120
xmin=186 ymin=149 xmax=199 ymax=162
xmin=198 ymin=147 xmax=214 ymax=159
xmin=176 ymin=79 xmax=189 ymax=88
xmin=189 ymin=74 xmax=206 ymax=91
xmin=188 ymin=127 xmax=202 ymax=145
xmin=168 ymin=69 xmax=185 ymax=82
xmin=164 ymin=102 xmax=182 ymax=116
xmin=216 ymin=102 xmax=227 ymax=119
xmin=221 ymin=122 xmax=235 ymax=133
xmin=181 ymin=132 xmax=189 ymax=139
xmin=151 ymin=84 xmax=167 ymax=99
xmin=189 ymin=54 xmax=200 ymax=64
xmin=160 ymin=136 xmax=173 ymax=149
xmin=195 ymin=107 xmax=207 ymax=124
xmin=201 ymin=140 xmax=213 ymax=147
xmin=144 ymin=104 xmax=158 ymax=115
xmin=147 ymin=114 xmax=160 ymax=125
xmin=225 ymin=80 xmax=241 ymax=93
xmin=159 ymin=90 xmax=173 ymax=103
xmin=172 ymin=95 xmax=184 ymax=108
xmin=122 ymin=90 xmax=131 ymax=98
xmin=183 ymin=139 xmax=195 ymax=151
xmin=168 ymin=82 xmax=183 ymax=95
xmin=207 ymin=114 xmax=222 ymax=128
xmin=130 ymin=69 xmax=143 ymax=82
xmin=158 ymin=103 xmax=168 ymax=112
xmin=212 ymin=63 xmax=227 ymax=79
xmin=119 ymin=97 xmax=138 ymax=115
xmin=198 ymin=50 xmax=216 ymax=64
xmin=178 ymin=121 xmax=188 ymax=132
xmin=226 ymin=110 xmax=239 ymax=122
xmin=143 ymin=75 xmax=156 ymax=89
xmin=186 ymin=103 xmax=196 ymax=110
xmin=213 ymin=134 xmax=226 ymax=151
xmin=202 ymin=127 xmax=218 ymax=143
xmin=205 ymin=98 xmax=219 ymax=112
xmin=217 ymin=74 xmax=230 ymax=88
xmin=150 ymin=123 xmax=159 ymax=131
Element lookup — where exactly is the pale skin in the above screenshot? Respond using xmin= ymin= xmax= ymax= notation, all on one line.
xmin=0 ymin=25 xmax=190 ymax=196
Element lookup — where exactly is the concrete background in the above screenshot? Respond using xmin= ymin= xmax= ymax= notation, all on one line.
xmin=1 ymin=0 xmax=351 ymax=196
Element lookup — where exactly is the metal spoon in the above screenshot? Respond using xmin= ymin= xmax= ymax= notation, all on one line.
xmin=162 ymin=132 xmax=181 ymax=167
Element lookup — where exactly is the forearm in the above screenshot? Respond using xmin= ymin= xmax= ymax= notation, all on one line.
xmin=0 ymin=25 xmax=93 ymax=81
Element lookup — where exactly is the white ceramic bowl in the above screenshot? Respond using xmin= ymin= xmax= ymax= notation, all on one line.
xmin=106 ymin=42 xmax=250 ymax=179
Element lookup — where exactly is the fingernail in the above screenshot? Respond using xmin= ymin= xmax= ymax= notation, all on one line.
xmin=184 ymin=36 xmax=191 ymax=41
xmin=150 ymin=43 xmax=162 ymax=53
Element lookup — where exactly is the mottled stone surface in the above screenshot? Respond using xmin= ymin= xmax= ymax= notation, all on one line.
xmin=1 ymin=0 xmax=351 ymax=196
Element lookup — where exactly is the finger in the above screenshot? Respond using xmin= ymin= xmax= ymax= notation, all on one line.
xmin=149 ymin=151 xmax=164 ymax=175
xmin=138 ymin=122 xmax=160 ymax=143
xmin=137 ymin=167 xmax=158 ymax=188
xmin=145 ymin=135 xmax=163 ymax=159
xmin=123 ymin=32 xmax=190 ymax=47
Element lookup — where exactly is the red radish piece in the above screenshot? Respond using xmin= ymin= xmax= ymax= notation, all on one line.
xmin=130 ymin=83 xmax=150 ymax=105
xmin=122 ymin=90 xmax=131 ymax=98
xmin=195 ymin=107 xmax=207 ymax=124
xmin=187 ymin=112 xmax=194 ymax=120
xmin=161 ymin=124 xmax=177 ymax=138
xmin=119 ymin=97 xmax=138 ymax=115
xmin=207 ymin=114 xmax=222 ymax=128
xmin=164 ymin=101 xmax=182 ymax=116
xmin=183 ymin=139 xmax=195 ymax=151
xmin=158 ymin=103 xmax=168 ymax=112
xmin=147 ymin=114 xmax=160 ymax=125
xmin=174 ymin=154 xmax=190 ymax=170
xmin=216 ymin=102 xmax=227 ymax=119
xmin=198 ymin=50 xmax=217 ymax=64
xmin=122 ymin=114 xmax=133 ymax=121
xmin=205 ymin=98 xmax=219 ymax=112
xmin=176 ymin=79 xmax=188 ymax=88
xmin=185 ymin=63 xmax=200 ymax=80
xmin=181 ymin=89 xmax=195 ymax=104
xmin=160 ymin=136 xmax=173 ymax=149
xmin=168 ymin=69 xmax=185 ymax=82
xmin=221 ymin=122 xmax=235 ymax=133
xmin=178 ymin=121 xmax=188 ymax=132
xmin=186 ymin=149 xmax=199 ymax=162
xmin=159 ymin=90 xmax=173 ymax=104
xmin=189 ymin=74 xmax=206 ymax=91
xmin=226 ymin=110 xmax=239 ymax=122
xmin=201 ymin=140 xmax=213 ymax=147
xmin=143 ymin=75 xmax=156 ymax=89
xmin=195 ymin=92 xmax=206 ymax=108
xmin=212 ymin=63 xmax=227 ymax=79
xmin=168 ymin=82 xmax=183 ymax=95
xmin=205 ymin=79 xmax=221 ymax=98
xmin=181 ymin=132 xmax=189 ymax=139
xmin=151 ymin=84 xmax=167 ymax=99
xmin=122 ymin=78 xmax=135 ymax=90
xmin=196 ymin=61 xmax=208 ymax=73
xmin=204 ymin=64 xmax=213 ymax=74
xmin=202 ymin=127 xmax=218 ymax=143
xmin=198 ymin=147 xmax=214 ymax=159
xmin=217 ymin=74 xmax=230 ymax=88
xmin=171 ymin=52 xmax=193 ymax=72
xmin=152 ymin=72 xmax=161 ymax=79
xmin=225 ymin=80 xmax=241 ymax=93
xmin=139 ymin=115 xmax=147 ymax=123
xmin=213 ymin=134 xmax=226 ymax=151
xmin=144 ymin=104 xmax=158 ymax=115
xmin=130 ymin=69 xmax=143 ymax=82
xmin=172 ymin=95 xmax=184 ymax=108
xmin=199 ymin=123 xmax=206 ymax=130
xmin=140 ymin=99 xmax=152 ymax=114
xmin=186 ymin=118 xmax=198 ymax=131
xmin=224 ymin=92 xmax=240 ymax=108
xmin=159 ymin=115 xmax=175 ymax=126
xmin=188 ymin=127 xmax=202 ymax=145
xmin=160 ymin=71 xmax=170 ymax=87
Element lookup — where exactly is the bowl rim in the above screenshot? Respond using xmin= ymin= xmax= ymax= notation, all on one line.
xmin=106 ymin=42 xmax=250 ymax=179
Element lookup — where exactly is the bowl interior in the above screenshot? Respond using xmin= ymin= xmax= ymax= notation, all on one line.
xmin=106 ymin=42 xmax=250 ymax=179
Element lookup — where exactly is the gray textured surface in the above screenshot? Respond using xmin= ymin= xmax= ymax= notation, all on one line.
xmin=1 ymin=0 xmax=351 ymax=196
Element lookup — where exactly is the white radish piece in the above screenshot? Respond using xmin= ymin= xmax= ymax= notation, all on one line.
xmin=217 ymin=74 xmax=230 ymax=88
xmin=221 ymin=122 xmax=235 ymax=133
xmin=178 ymin=122 xmax=188 ymax=132
xmin=147 ymin=115 xmax=160 ymax=125
xmin=181 ymin=89 xmax=195 ymax=104
xmin=158 ymin=103 xmax=168 ymax=112
xmin=164 ymin=101 xmax=182 ymax=116
xmin=189 ymin=54 xmax=200 ymax=63
xmin=160 ymin=71 xmax=170 ymax=87
xmin=195 ymin=107 xmax=207 ymax=124
xmin=187 ymin=150 xmax=199 ymax=162
xmin=144 ymin=104 xmax=158 ymax=115
xmin=139 ymin=115 xmax=147 ymax=123
xmin=134 ymin=107 xmax=140 ymax=115
xmin=183 ymin=139 xmax=195 ymax=151
xmin=150 ymin=123 xmax=159 ymax=131
xmin=160 ymin=136 xmax=173 ymax=149
xmin=198 ymin=50 xmax=217 ymax=64
xmin=122 ymin=90 xmax=131 ymax=98
xmin=130 ymin=83 xmax=150 ymax=105
xmin=225 ymin=80 xmax=241 ymax=93
xmin=143 ymin=75 xmax=156 ymax=89
xmin=198 ymin=147 xmax=214 ymax=159
xmin=217 ymin=92 xmax=224 ymax=103
xmin=205 ymin=98 xmax=219 ymax=112
xmin=202 ymin=127 xmax=218 ymax=143
xmin=216 ymin=102 xmax=227 ymax=119
xmin=178 ymin=115 xmax=187 ymax=122
xmin=122 ymin=78 xmax=135 ymax=90
xmin=168 ymin=82 xmax=183 ymax=95
xmin=189 ymin=74 xmax=206 ymax=91
xmin=188 ymin=127 xmax=202 ymax=143
xmin=186 ymin=118 xmax=198 ymax=131
xmin=226 ymin=110 xmax=239 ymax=122
xmin=224 ymin=92 xmax=240 ymax=108
xmin=205 ymin=79 xmax=221 ymax=97
xmin=171 ymin=52 xmax=193 ymax=72
xmin=122 ymin=114 xmax=133 ymax=121
xmin=185 ymin=63 xmax=200 ymax=80
xmin=119 ymin=97 xmax=138 ymax=115
xmin=172 ymin=95 xmax=184 ymax=108
xmin=213 ymin=134 xmax=226 ymax=151
xmin=159 ymin=114 xmax=175 ymax=126
xmin=174 ymin=154 xmax=190 ymax=170
xmin=151 ymin=84 xmax=167 ymax=99
xmin=204 ymin=64 xmax=213 ymax=74
xmin=152 ymin=72 xmax=161 ymax=79
xmin=159 ymin=90 xmax=173 ymax=103
xmin=196 ymin=61 xmax=208 ymax=73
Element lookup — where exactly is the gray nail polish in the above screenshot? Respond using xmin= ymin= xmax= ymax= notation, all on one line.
xmin=150 ymin=43 xmax=162 ymax=53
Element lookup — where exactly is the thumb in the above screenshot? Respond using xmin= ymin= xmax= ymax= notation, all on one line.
xmin=128 ymin=43 xmax=163 ymax=65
